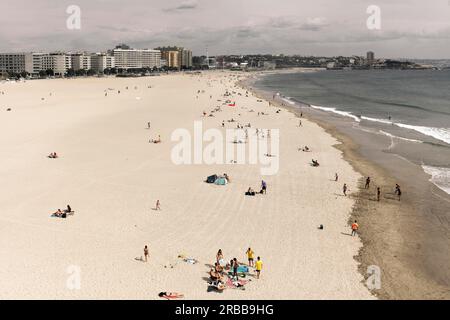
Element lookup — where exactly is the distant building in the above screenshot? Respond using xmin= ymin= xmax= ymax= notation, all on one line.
xmin=155 ymin=46 xmax=193 ymax=69
xmin=113 ymin=48 xmax=161 ymax=70
xmin=91 ymin=53 xmax=115 ymax=72
xmin=367 ymin=51 xmax=375 ymax=64
xmin=0 ymin=53 xmax=34 ymax=74
xmin=160 ymin=50 xmax=180 ymax=69
xmin=71 ymin=53 xmax=92 ymax=71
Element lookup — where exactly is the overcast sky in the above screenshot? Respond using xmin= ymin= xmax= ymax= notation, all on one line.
xmin=1 ymin=0 xmax=450 ymax=58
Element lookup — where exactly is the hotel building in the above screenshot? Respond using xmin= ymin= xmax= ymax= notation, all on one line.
xmin=113 ymin=48 xmax=161 ymax=70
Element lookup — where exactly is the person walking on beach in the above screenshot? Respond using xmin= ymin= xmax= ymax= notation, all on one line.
xmin=299 ymin=120 xmax=302 ymax=127
xmin=365 ymin=177 xmax=371 ymax=189
xmin=351 ymin=220 xmax=359 ymax=236
xmin=343 ymin=183 xmax=348 ymax=196
xmin=377 ymin=187 xmax=381 ymax=201
xmin=246 ymin=248 xmax=255 ymax=267
xmin=144 ymin=245 xmax=149 ymax=262
xmin=397 ymin=186 xmax=402 ymax=201
xmin=255 ymin=257 xmax=263 ymax=279
xmin=261 ymin=180 xmax=267 ymax=194
xmin=147 ymin=122 xmax=151 ymax=129
xmin=155 ymin=200 xmax=161 ymax=210
xmin=335 ymin=173 xmax=339 ymax=182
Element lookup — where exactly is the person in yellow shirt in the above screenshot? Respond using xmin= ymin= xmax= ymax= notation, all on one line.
xmin=246 ymin=247 xmax=254 ymax=267
xmin=255 ymin=256 xmax=263 ymax=279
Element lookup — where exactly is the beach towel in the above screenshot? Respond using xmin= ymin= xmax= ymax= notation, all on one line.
xmin=236 ymin=265 xmax=249 ymax=273
xmin=225 ymin=277 xmax=247 ymax=289
xmin=215 ymin=177 xmax=227 ymax=185
xmin=206 ymin=175 xmax=217 ymax=183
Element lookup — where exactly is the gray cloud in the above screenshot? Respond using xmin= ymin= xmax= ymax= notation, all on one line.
xmin=164 ymin=0 xmax=199 ymax=12
xmin=1 ymin=0 xmax=449 ymax=58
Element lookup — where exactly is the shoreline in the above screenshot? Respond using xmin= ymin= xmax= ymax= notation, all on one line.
xmin=243 ymin=71 xmax=450 ymax=299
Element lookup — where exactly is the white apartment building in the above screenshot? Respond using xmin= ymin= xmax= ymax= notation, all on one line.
xmin=0 ymin=53 xmax=34 ymax=74
xmin=113 ymin=48 xmax=161 ymax=69
xmin=71 ymin=53 xmax=92 ymax=70
xmin=90 ymin=53 xmax=115 ymax=72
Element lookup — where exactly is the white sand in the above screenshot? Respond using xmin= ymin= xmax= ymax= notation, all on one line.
xmin=0 ymin=72 xmax=374 ymax=299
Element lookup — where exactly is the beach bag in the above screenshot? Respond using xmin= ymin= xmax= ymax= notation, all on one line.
xmin=206 ymin=175 xmax=217 ymax=183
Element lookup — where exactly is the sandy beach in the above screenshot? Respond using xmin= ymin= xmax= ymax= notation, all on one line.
xmin=0 ymin=71 xmax=374 ymax=299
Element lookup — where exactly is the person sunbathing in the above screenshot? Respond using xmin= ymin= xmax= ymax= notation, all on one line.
xmin=209 ymin=268 xmax=224 ymax=282
xmin=303 ymin=146 xmax=310 ymax=152
xmin=150 ymin=135 xmax=161 ymax=144
xmin=245 ymin=187 xmax=256 ymax=196
xmin=53 ymin=209 xmax=63 ymax=217
xmin=158 ymin=292 xmax=184 ymax=300
xmin=312 ymin=159 xmax=320 ymax=167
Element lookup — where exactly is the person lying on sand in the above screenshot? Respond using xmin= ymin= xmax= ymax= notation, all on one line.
xmin=48 ymin=152 xmax=58 ymax=158
xmin=245 ymin=187 xmax=256 ymax=196
xmin=149 ymin=135 xmax=161 ymax=144
xmin=158 ymin=292 xmax=184 ymax=300
xmin=300 ymin=146 xmax=310 ymax=152
xmin=53 ymin=209 xmax=63 ymax=217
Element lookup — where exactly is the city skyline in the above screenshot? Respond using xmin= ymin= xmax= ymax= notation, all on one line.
xmin=2 ymin=0 xmax=450 ymax=59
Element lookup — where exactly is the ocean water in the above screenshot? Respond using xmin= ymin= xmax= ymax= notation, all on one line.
xmin=254 ymin=70 xmax=450 ymax=195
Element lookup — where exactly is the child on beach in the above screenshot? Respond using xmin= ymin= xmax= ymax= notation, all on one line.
xmin=351 ymin=221 xmax=359 ymax=236
xmin=255 ymin=257 xmax=263 ymax=279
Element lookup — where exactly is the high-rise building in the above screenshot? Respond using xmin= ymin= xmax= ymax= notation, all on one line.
xmin=71 ymin=53 xmax=92 ymax=70
xmin=91 ymin=53 xmax=115 ymax=72
xmin=113 ymin=48 xmax=161 ymax=69
xmin=0 ymin=53 xmax=34 ymax=74
xmin=181 ymin=48 xmax=193 ymax=69
xmin=367 ymin=51 xmax=375 ymax=64
xmin=155 ymin=46 xmax=193 ymax=69
xmin=160 ymin=50 xmax=180 ymax=69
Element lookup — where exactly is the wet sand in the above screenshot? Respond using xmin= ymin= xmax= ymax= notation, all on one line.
xmin=246 ymin=73 xmax=450 ymax=299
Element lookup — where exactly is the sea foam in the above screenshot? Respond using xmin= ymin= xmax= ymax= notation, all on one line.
xmin=422 ymin=165 xmax=450 ymax=195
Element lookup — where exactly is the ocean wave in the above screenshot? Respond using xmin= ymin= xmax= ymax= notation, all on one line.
xmin=394 ymin=124 xmax=450 ymax=145
xmin=281 ymin=97 xmax=296 ymax=105
xmin=379 ymin=130 xmax=423 ymax=143
xmin=310 ymin=105 xmax=361 ymax=122
xmin=422 ymin=165 xmax=450 ymax=195
xmin=360 ymin=116 xmax=393 ymax=125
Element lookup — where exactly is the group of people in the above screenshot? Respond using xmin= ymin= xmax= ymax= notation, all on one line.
xmin=210 ymin=248 xmax=263 ymax=290
xmin=245 ymin=180 xmax=267 ymax=196
xmin=48 ymin=152 xmax=58 ymax=159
